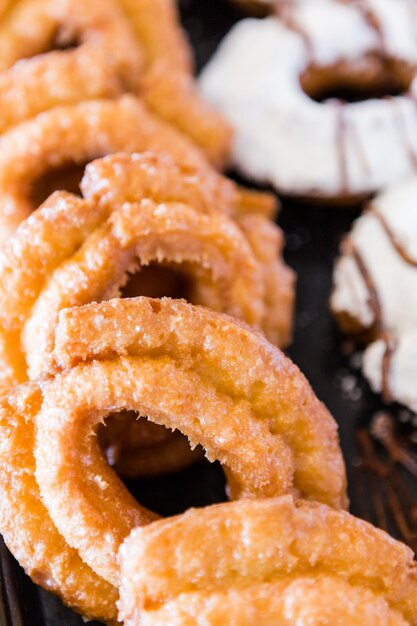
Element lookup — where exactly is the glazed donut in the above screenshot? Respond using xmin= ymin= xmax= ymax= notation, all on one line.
xmin=0 ymin=382 xmax=120 ymax=624
xmin=0 ymin=151 xmax=293 ymax=384
xmin=331 ymin=177 xmax=417 ymax=412
xmin=0 ymin=96 xmax=205 ymax=242
xmin=0 ymin=0 xmax=231 ymax=166
xmin=0 ymin=298 xmax=345 ymax=621
xmin=0 ymin=0 xmax=142 ymax=134
xmin=0 ymin=97 xmax=272 ymax=244
xmin=119 ymin=496 xmax=417 ymax=626
xmin=50 ymin=297 xmax=346 ymax=508
xmin=200 ymin=0 xmax=417 ymax=202
xmin=0 ymin=150 xmax=293 ymax=475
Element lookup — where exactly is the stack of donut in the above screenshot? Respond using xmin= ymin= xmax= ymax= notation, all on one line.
xmin=0 ymin=1 xmax=416 ymax=626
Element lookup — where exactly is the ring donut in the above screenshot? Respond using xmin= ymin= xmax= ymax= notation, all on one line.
xmin=0 ymin=150 xmax=293 ymax=475
xmin=0 ymin=383 xmax=119 ymax=624
xmin=200 ymin=0 xmax=417 ymax=202
xmin=0 ymin=298 xmax=345 ymax=621
xmin=0 ymin=97 xmax=206 ymax=241
xmin=0 ymin=0 xmax=231 ymax=166
xmin=331 ymin=176 xmax=417 ymax=412
xmin=0 ymin=97 xmax=271 ymax=244
xmin=0 ymin=151 xmax=292 ymax=386
xmin=119 ymin=496 xmax=417 ymax=625
xmin=0 ymin=0 xmax=142 ymax=131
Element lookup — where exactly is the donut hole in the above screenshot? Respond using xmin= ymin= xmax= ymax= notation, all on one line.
xmin=99 ymin=411 xmax=226 ymax=516
xmin=29 ymin=161 xmax=87 ymax=208
xmin=50 ymin=26 xmax=81 ymax=52
xmin=301 ymin=58 xmax=414 ymax=103
xmin=121 ymin=263 xmax=194 ymax=301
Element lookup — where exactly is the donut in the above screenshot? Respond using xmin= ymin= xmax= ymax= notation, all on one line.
xmin=0 ymin=150 xmax=294 ymax=476
xmin=0 ymin=0 xmax=231 ymax=166
xmin=0 ymin=298 xmax=346 ymax=621
xmin=0 ymin=97 xmax=273 ymax=245
xmin=200 ymin=0 xmax=417 ymax=202
xmin=331 ymin=176 xmax=417 ymax=413
xmin=0 ymin=382 xmax=120 ymax=624
xmin=119 ymin=496 xmax=417 ymax=625
xmin=0 ymin=151 xmax=293 ymax=385
xmin=0 ymin=0 xmax=142 ymax=132
xmin=50 ymin=297 xmax=346 ymax=509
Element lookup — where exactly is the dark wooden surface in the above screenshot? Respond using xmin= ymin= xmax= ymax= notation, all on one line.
xmin=1 ymin=1 xmax=415 ymax=624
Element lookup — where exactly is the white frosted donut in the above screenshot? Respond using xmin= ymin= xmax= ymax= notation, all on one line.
xmin=200 ymin=0 xmax=417 ymax=202
xmin=331 ymin=176 xmax=417 ymax=411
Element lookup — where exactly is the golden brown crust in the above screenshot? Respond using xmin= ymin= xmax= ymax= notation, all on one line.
xmin=52 ymin=297 xmax=346 ymax=508
xmin=119 ymin=496 xmax=417 ymax=626
xmin=0 ymin=383 xmax=119 ymax=624
xmin=0 ymin=97 xmax=207 ymax=242
xmin=0 ymin=0 xmax=231 ymax=165
xmin=0 ymin=151 xmax=293 ymax=386
xmin=0 ymin=151 xmax=293 ymax=477
xmin=0 ymin=298 xmax=344 ymax=620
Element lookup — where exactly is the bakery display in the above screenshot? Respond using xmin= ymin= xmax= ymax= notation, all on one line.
xmin=0 ymin=0 xmax=231 ymax=166
xmin=331 ymin=177 xmax=417 ymax=412
xmin=0 ymin=297 xmax=346 ymax=621
xmin=200 ymin=0 xmax=417 ymax=203
xmin=119 ymin=496 xmax=417 ymax=625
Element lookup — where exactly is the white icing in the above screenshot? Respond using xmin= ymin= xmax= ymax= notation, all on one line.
xmin=332 ymin=176 xmax=417 ymax=411
xmin=199 ymin=0 xmax=417 ymax=198
xmin=331 ymin=255 xmax=374 ymax=328
xmin=364 ymin=333 xmax=417 ymax=412
xmin=373 ymin=176 xmax=417 ymax=261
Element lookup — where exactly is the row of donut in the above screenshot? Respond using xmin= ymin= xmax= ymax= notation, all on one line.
xmin=0 ymin=2 xmax=340 ymax=625
xmin=0 ymin=0 xmax=413 ymax=413
xmin=200 ymin=0 xmax=417 ymax=413
xmin=0 ymin=0 xmax=246 ymax=477
xmin=0 ymin=1 xmax=415 ymax=625
xmin=2 ymin=293 xmax=416 ymax=625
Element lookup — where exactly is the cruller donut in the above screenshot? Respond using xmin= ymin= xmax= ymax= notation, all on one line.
xmin=119 ymin=496 xmax=417 ymax=626
xmin=0 ymin=0 xmax=231 ymax=165
xmin=200 ymin=0 xmax=417 ymax=202
xmin=0 ymin=96 xmax=206 ymax=243
xmin=0 ymin=97 xmax=273 ymax=245
xmin=0 ymin=150 xmax=293 ymax=475
xmin=0 ymin=151 xmax=293 ymax=386
xmin=0 ymin=298 xmax=346 ymax=622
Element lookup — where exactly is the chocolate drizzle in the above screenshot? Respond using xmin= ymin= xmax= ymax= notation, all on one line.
xmin=276 ymin=3 xmax=314 ymax=58
xmin=389 ymin=97 xmax=417 ymax=170
xmin=354 ymin=0 xmax=387 ymax=55
xmin=351 ymin=245 xmax=382 ymax=334
xmin=349 ymin=207 xmax=415 ymax=404
xmin=373 ymin=206 xmax=417 ymax=267
xmin=335 ymin=102 xmax=350 ymax=195
xmin=355 ymin=413 xmax=417 ymax=550
xmin=381 ymin=333 xmax=396 ymax=404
